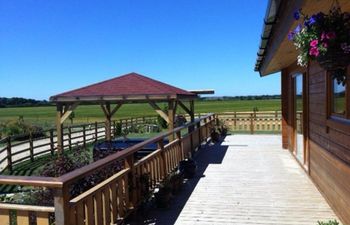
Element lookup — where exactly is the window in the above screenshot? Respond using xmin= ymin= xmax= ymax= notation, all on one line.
xmin=327 ymin=68 xmax=350 ymax=131
xmin=331 ymin=74 xmax=346 ymax=116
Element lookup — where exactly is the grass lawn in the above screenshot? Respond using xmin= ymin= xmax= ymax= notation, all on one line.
xmin=0 ymin=99 xmax=281 ymax=129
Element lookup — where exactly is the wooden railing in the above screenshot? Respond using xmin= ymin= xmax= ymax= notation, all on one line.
xmin=0 ymin=116 xmax=157 ymax=172
xmin=0 ymin=113 xmax=216 ymax=225
xmin=217 ymin=111 xmax=282 ymax=134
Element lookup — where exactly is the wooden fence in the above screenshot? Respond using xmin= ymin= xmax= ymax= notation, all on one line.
xmin=217 ymin=111 xmax=283 ymax=134
xmin=0 ymin=113 xmax=216 ymax=225
xmin=0 ymin=116 xmax=157 ymax=173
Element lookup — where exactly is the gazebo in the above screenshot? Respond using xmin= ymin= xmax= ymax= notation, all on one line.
xmin=50 ymin=72 xmax=204 ymax=153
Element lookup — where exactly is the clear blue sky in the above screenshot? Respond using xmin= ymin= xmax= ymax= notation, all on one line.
xmin=0 ymin=0 xmax=280 ymax=100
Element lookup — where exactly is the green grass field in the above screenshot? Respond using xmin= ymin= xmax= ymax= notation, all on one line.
xmin=0 ymin=99 xmax=281 ymax=129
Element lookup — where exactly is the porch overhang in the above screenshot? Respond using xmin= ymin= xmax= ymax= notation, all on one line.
xmin=255 ymin=0 xmax=350 ymax=76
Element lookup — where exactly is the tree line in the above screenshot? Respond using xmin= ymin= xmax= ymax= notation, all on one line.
xmin=0 ymin=97 xmax=50 ymax=108
xmin=0 ymin=95 xmax=281 ymax=108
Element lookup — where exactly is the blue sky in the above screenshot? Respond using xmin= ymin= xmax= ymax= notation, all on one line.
xmin=0 ymin=0 xmax=280 ymax=100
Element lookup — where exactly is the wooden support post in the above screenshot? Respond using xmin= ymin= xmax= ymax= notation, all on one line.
xmin=6 ymin=137 xmax=12 ymax=172
xmin=29 ymin=133 xmax=34 ymax=162
xmin=189 ymin=100 xmax=195 ymax=133
xmin=158 ymin=139 xmax=166 ymax=178
xmin=56 ymin=104 xmax=64 ymax=154
xmin=176 ymin=131 xmax=184 ymax=160
xmin=50 ymin=129 xmax=54 ymax=156
xmin=53 ymin=186 xmax=70 ymax=225
xmin=168 ymin=100 xmax=175 ymax=141
xmin=101 ymin=103 xmax=122 ymax=141
xmin=125 ymin=155 xmax=137 ymax=208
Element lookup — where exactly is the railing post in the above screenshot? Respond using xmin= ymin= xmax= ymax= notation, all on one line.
xmin=82 ymin=125 xmax=86 ymax=147
xmin=176 ymin=131 xmax=184 ymax=160
xmin=95 ymin=122 xmax=98 ymax=142
xmin=53 ymin=185 xmax=70 ymax=225
xmin=50 ymin=129 xmax=55 ymax=156
xmin=250 ymin=113 xmax=254 ymax=134
xmin=158 ymin=139 xmax=167 ymax=179
xmin=68 ymin=127 xmax=72 ymax=151
xmin=125 ymin=155 xmax=137 ymax=208
xmin=6 ymin=137 xmax=12 ymax=172
xmin=29 ymin=133 xmax=34 ymax=162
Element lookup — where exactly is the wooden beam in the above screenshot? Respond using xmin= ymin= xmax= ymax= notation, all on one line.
xmin=178 ymin=101 xmax=191 ymax=115
xmin=168 ymin=100 xmax=176 ymax=141
xmin=110 ymin=103 xmax=123 ymax=117
xmin=60 ymin=102 xmax=79 ymax=124
xmin=100 ymin=104 xmax=109 ymax=118
xmin=189 ymin=100 xmax=195 ymax=122
xmin=148 ymin=101 xmax=169 ymax=123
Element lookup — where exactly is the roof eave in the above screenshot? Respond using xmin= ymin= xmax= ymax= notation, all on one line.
xmin=255 ymin=0 xmax=304 ymax=76
xmin=50 ymin=94 xmax=197 ymax=104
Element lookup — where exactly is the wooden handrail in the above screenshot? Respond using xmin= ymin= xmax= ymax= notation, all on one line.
xmin=0 ymin=203 xmax=55 ymax=212
xmin=69 ymin=168 xmax=130 ymax=204
xmin=0 ymin=175 xmax=62 ymax=188
xmin=0 ymin=113 xmax=213 ymax=187
xmin=59 ymin=114 xmax=214 ymax=184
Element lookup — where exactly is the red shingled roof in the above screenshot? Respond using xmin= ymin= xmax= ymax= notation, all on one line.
xmin=50 ymin=72 xmax=195 ymax=101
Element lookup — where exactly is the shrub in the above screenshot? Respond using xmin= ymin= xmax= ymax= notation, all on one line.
xmin=0 ymin=117 xmax=45 ymax=140
xmin=114 ymin=122 xmax=122 ymax=136
xmin=317 ymin=220 xmax=339 ymax=225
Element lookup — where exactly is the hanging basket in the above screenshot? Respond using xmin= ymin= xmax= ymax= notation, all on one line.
xmin=316 ymin=48 xmax=350 ymax=71
xmin=316 ymin=48 xmax=349 ymax=85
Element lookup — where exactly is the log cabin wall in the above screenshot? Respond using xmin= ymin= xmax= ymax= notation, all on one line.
xmin=282 ymin=61 xmax=350 ymax=224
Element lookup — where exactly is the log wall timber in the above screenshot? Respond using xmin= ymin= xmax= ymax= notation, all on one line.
xmin=282 ymin=61 xmax=350 ymax=224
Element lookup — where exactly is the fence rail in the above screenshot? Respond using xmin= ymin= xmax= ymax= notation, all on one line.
xmin=217 ymin=111 xmax=283 ymax=134
xmin=0 ymin=116 xmax=158 ymax=172
xmin=0 ymin=113 xmax=216 ymax=225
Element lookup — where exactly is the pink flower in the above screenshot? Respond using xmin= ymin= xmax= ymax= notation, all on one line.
xmin=310 ymin=39 xmax=319 ymax=47
xmin=309 ymin=47 xmax=320 ymax=57
xmin=322 ymin=42 xmax=328 ymax=48
xmin=321 ymin=32 xmax=326 ymax=41
xmin=326 ymin=32 xmax=336 ymax=39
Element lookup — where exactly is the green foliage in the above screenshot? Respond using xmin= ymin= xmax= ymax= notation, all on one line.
xmin=68 ymin=111 xmax=75 ymax=124
xmin=114 ymin=122 xmax=122 ymax=136
xmin=0 ymin=117 xmax=44 ymax=140
xmin=290 ymin=7 xmax=350 ymax=66
xmin=317 ymin=220 xmax=339 ymax=225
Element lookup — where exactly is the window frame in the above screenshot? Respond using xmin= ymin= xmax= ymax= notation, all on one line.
xmin=326 ymin=67 xmax=350 ymax=133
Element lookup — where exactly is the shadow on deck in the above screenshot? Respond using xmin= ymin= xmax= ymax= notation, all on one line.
xmin=127 ymin=134 xmax=339 ymax=225
xmin=126 ymin=140 xmax=229 ymax=225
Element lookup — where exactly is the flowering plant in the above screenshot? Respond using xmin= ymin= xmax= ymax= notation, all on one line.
xmin=289 ymin=6 xmax=350 ymax=68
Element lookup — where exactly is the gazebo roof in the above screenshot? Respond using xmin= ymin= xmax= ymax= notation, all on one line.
xmin=50 ymin=72 xmax=197 ymax=103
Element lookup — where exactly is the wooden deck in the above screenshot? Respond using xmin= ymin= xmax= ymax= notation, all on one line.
xmin=129 ymin=135 xmax=340 ymax=225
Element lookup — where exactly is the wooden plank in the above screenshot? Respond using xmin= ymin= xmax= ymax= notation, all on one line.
xmin=110 ymin=182 xmax=118 ymax=224
xmin=86 ymin=195 xmax=95 ymax=225
xmin=16 ymin=210 xmax=30 ymax=225
xmin=148 ymin=101 xmax=169 ymax=123
xmin=76 ymin=202 xmax=85 ymax=225
xmin=36 ymin=211 xmax=50 ymax=225
xmin=94 ymin=190 xmax=103 ymax=225
xmin=117 ymin=179 xmax=124 ymax=218
xmin=0 ymin=209 xmax=10 ymax=225
xmin=103 ymin=187 xmax=111 ymax=225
